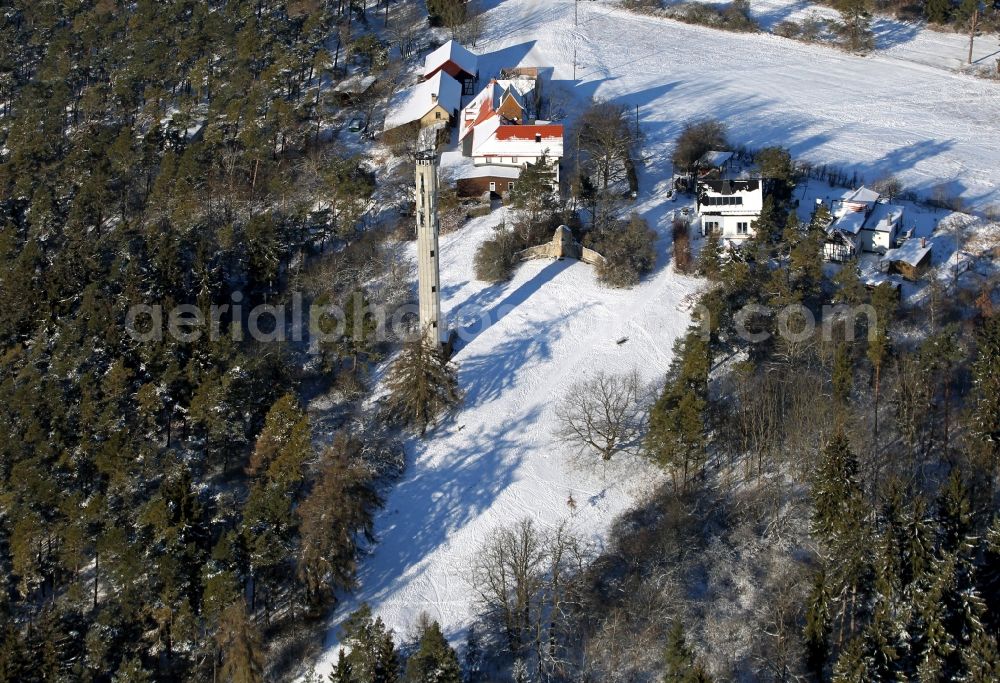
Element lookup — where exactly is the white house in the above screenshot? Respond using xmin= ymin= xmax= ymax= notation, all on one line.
xmin=696 ymin=178 xmax=767 ymax=242
xmin=822 ymin=186 xmax=904 ymax=259
xmin=450 ymin=74 xmax=563 ymax=197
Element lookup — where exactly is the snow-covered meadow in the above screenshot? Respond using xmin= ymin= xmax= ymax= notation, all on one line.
xmin=308 ymin=0 xmax=998 ymax=673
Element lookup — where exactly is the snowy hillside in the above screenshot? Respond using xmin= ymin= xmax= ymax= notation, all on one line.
xmin=310 ymin=195 xmax=699 ymax=671
xmin=473 ymin=0 xmax=1000 ymax=211
xmin=309 ymin=0 xmax=999 ymax=673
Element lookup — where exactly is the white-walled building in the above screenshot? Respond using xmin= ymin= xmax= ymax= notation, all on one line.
xmin=451 ymin=73 xmax=562 ymax=197
xmin=696 ymin=178 xmax=767 ymax=242
xmin=822 ymin=186 xmax=904 ymax=260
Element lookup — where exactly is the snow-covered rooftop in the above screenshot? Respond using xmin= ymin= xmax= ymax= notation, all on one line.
xmin=869 ymin=203 xmax=904 ymax=233
xmin=841 ymin=185 xmax=881 ymax=205
xmin=423 ymin=39 xmax=478 ymax=78
xmin=883 ymin=239 xmax=932 ymax=267
xmin=333 ymin=74 xmax=377 ymax=95
xmin=470 ymin=119 xmax=564 ymax=159
xmin=830 ymin=207 xmax=867 ymax=235
xmin=383 ymin=71 xmax=462 ymax=131
xmin=459 ymin=79 xmax=536 ymax=141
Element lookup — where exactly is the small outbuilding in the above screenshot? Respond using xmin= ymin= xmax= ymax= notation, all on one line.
xmin=882 ymin=238 xmax=933 ymax=281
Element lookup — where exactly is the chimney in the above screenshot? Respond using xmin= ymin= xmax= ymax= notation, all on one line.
xmin=431 ymin=92 xmax=438 ymax=103
xmin=921 ymin=237 xmax=927 ymax=248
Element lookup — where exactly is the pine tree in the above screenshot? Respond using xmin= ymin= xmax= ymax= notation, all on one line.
xmin=663 ymin=622 xmax=713 ymax=682
xmin=296 ymin=433 xmax=379 ymax=608
xmin=832 ymin=636 xmax=867 ymax=682
xmin=836 ymin=0 xmax=874 ymax=51
xmin=216 ymin=601 xmax=265 ymax=683
xmin=247 ymin=393 xmax=311 ymax=487
xmin=697 ymin=229 xmax=723 ymax=281
xmin=966 ymin=315 xmax=1000 ymax=474
xmin=333 ymin=604 xmax=399 ymax=683
xmin=112 ymin=655 xmax=154 ymax=682
xmin=868 ymin=282 xmax=897 ymax=444
xmin=832 ymin=342 xmax=854 ymax=415
xmin=384 ymin=338 xmax=462 ymax=436
xmin=804 ymin=569 xmax=832 ymax=678
xmin=811 ymin=432 xmax=862 ymax=547
xmin=978 ymin=518 xmax=1000 ymax=633
xmin=404 ymin=620 xmax=461 ymax=683
xmin=832 ymin=259 xmax=866 ymax=306
xmin=925 ymin=0 xmax=952 ymax=23
xmin=507 ymin=154 xmax=558 ymax=226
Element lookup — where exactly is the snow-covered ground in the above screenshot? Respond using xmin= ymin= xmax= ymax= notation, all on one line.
xmin=307 ymin=0 xmax=998 ymax=673
xmin=476 ymin=0 xmax=1000 ymax=210
xmin=309 ymin=195 xmax=698 ymax=670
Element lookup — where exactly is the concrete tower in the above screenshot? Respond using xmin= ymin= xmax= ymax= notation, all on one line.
xmin=415 ymin=151 xmax=446 ymax=346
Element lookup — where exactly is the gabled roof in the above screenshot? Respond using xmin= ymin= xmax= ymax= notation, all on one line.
xmin=841 ymin=185 xmax=881 ymax=205
xmin=830 ymin=207 xmax=867 ymax=236
xmin=459 ymin=79 xmax=533 ymax=141
xmin=383 ymin=71 xmax=462 ymax=131
xmin=333 ymin=74 xmax=377 ymax=95
xmin=883 ymin=239 xmax=932 ymax=267
xmin=867 ymin=203 xmax=904 ymax=233
xmin=423 ymin=40 xmax=478 ymax=79
xmin=470 ymin=120 xmax=564 ymax=159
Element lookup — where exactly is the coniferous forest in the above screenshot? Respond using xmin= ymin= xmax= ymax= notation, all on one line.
xmin=0 ymin=1 xmax=401 ymax=680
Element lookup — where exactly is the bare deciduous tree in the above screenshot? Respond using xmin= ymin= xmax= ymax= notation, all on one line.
xmin=471 ymin=518 xmax=591 ymax=674
xmin=555 ymin=371 xmax=645 ymax=461
xmin=471 ymin=518 xmax=547 ymax=653
xmin=577 ymin=101 xmax=637 ymax=192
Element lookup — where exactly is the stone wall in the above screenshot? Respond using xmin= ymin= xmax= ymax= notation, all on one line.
xmin=518 ymin=226 xmax=605 ymax=266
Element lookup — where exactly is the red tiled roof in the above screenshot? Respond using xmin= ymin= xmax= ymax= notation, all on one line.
xmin=495 ymin=124 xmax=563 ymax=140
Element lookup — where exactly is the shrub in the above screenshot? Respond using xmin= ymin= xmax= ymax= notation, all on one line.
xmin=662 ymin=0 xmax=760 ymax=33
xmin=589 ymin=213 xmax=658 ymax=288
xmin=673 ymin=218 xmax=693 ymax=274
xmin=775 ymin=20 xmax=803 ymax=38
xmin=473 ymin=224 xmax=520 ymax=283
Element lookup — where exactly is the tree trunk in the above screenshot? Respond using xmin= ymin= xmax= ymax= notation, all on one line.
xmin=968 ymin=8 xmax=979 ymax=65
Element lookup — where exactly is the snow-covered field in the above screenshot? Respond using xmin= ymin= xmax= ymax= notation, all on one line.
xmin=475 ymin=0 xmax=1000 ymax=210
xmin=308 ymin=0 xmax=998 ymax=672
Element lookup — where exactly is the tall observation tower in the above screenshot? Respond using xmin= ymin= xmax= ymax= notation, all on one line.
xmin=414 ymin=151 xmax=446 ymax=347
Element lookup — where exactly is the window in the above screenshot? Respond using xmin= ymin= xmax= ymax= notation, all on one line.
xmin=704 ymin=221 xmax=720 ymax=234
xmin=736 ymin=222 xmax=749 ymax=235
xmin=489 ymin=182 xmax=496 ymax=192
xmin=508 ymin=182 xmax=515 ymax=191
xmin=703 ymin=195 xmax=744 ymax=206
xmin=430 ymin=250 xmax=435 ymax=257
xmin=431 ymin=286 xmax=436 ymax=293
xmin=435 ymin=111 xmax=442 ymax=119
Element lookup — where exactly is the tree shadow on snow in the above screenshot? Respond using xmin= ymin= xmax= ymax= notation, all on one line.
xmin=323 ymin=406 xmax=540 ymax=644
xmin=450 ymin=259 xmax=576 ymax=353
xmin=459 ymin=302 xmax=588 ymax=408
